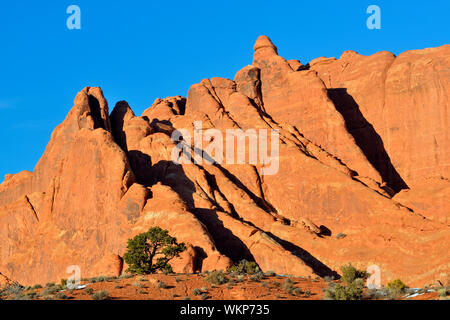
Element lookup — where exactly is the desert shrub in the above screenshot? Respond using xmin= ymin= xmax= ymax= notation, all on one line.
xmin=250 ymin=273 xmax=263 ymax=282
xmin=32 ymin=284 xmax=42 ymax=289
xmin=91 ymin=290 xmax=109 ymax=300
xmin=41 ymin=285 xmax=59 ymax=296
xmin=340 ymin=264 xmax=368 ymax=284
xmin=336 ymin=233 xmax=347 ymax=239
xmin=366 ymin=288 xmax=388 ymax=300
xmin=90 ymin=275 xmax=108 ymax=283
xmin=123 ymin=227 xmax=186 ymax=274
xmin=163 ymin=268 xmax=173 ymax=275
xmin=271 ymin=281 xmax=280 ymax=287
xmin=305 ymin=290 xmax=311 ymax=298
xmin=157 ymin=281 xmax=168 ymax=289
xmin=205 ymin=270 xmax=229 ymax=285
xmin=45 ymin=282 xmax=56 ymax=288
xmin=438 ymin=287 xmax=450 ymax=297
xmin=264 ymin=270 xmax=276 ymax=277
xmin=119 ymin=273 xmax=133 ymax=279
xmin=236 ymin=275 xmax=245 ymax=282
xmin=387 ymin=279 xmax=408 ymax=295
xmin=60 ymin=279 xmax=67 ymax=287
xmin=293 ymin=288 xmax=303 ymax=295
xmin=1 ymin=283 xmax=24 ymax=297
xmin=227 ymin=260 xmax=259 ymax=275
xmin=56 ymin=292 xmax=70 ymax=300
xmin=133 ymin=281 xmax=146 ymax=288
xmin=192 ymin=288 xmax=202 ymax=296
xmin=201 ymin=293 xmax=209 ymax=300
xmin=24 ymin=291 xmax=37 ymax=300
xmin=84 ymin=287 xmax=94 ymax=295
xmin=325 ymin=281 xmax=363 ymax=300
xmin=281 ymin=278 xmax=295 ymax=293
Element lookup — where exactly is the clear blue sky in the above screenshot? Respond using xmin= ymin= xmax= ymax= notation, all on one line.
xmin=0 ymin=0 xmax=449 ymax=179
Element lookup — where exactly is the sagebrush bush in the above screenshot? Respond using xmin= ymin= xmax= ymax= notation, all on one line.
xmin=84 ymin=287 xmax=94 ymax=295
xmin=133 ymin=281 xmax=146 ymax=288
xmin=340 ymin=264 xmax=368 ymax=284
xmin=293 ymin=288 xmax=303 ymax=295
xmin=0 ymin=283 xmax=24 ymax=297
xmin=227 ymin=260 xmax=259 ymax=275
xmin=119 ymin=273 xmax=133 ymax=279
xmin=41 ymin=285 xmax=60 ymax=296
xmin=438 ymin=287 xmax=450 ymax=297
xmin=90 ymin=275 xmax=109 ymax=283
xmin=24 ymin=291 xmax=37 ymax=300
xmin=192 ymin=288 xmax=202 ymax=296
xmin=250 ymin=272 xmax=264 ymax=282
xmin=325 ymin=281 xmax=364 ymax=300
xmin=264 ymin=270 xmax=276 ymax=277
xmin=56 ymin=292 xmax=70 ymax=300
xmin=205 ymin=270 xmax=229 ymax=285
xmin=201 ymin=293 xmax=209 ymax=300
xmin=281 ymin=278 xmax=295 ymax=293
xmin=91 ymin=290 xmax=109 ymax=300
xmin=387 ymin=279 xmax=408 ymax=295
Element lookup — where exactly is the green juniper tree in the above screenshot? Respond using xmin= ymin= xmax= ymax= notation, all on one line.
xmin=123 ymin=227 xmax=186 ymax=274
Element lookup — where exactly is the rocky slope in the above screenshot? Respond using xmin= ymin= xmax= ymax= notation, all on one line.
xmin=0 ymin=36 xmax=449 ymax=287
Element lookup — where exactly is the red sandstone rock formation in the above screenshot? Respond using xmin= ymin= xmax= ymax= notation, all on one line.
xmin=0 ymin=36 xmax=448 ymax=287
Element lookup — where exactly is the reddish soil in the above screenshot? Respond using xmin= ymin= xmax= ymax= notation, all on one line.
xmin=12 ymin=274 xmax=442 ymax=301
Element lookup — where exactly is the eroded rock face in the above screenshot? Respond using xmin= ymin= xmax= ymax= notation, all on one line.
xmin=0 ymin=37 xmax=449 ymax=287
xmin=32 ymin=87 xmax=112 ymax=194
xmin=393 ymin=177 xmax=450 ymax=225
xmin=310 ymin=45 xmax=450 ymax=190
xmin=252 ymin=36 xmax=383 ymax=185
xmin=0 ymin=171 xmax=32 ymax=207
